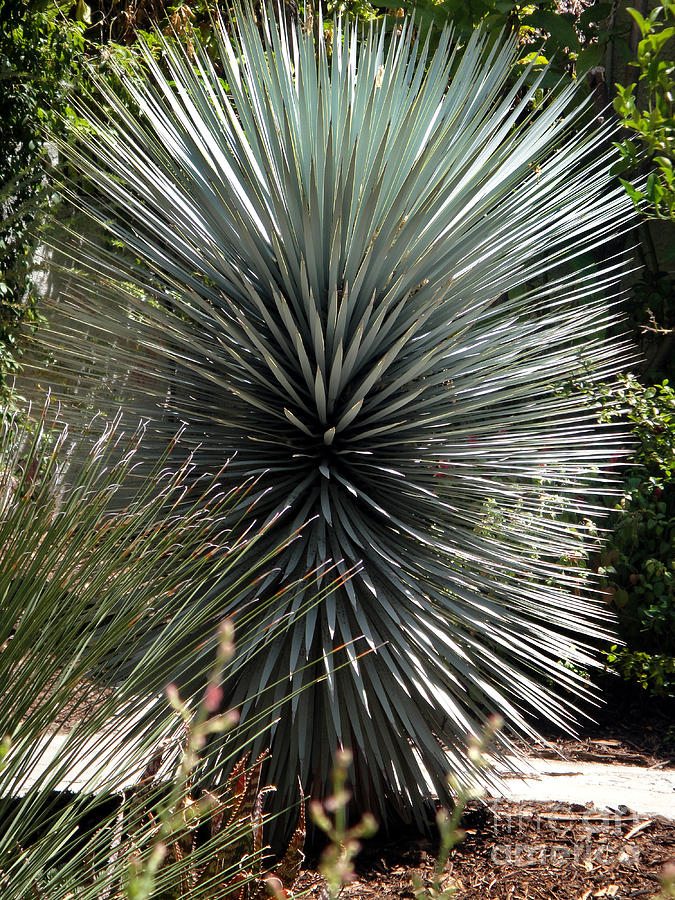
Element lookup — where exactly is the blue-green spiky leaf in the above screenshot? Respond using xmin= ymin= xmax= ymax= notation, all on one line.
xmin=29 ymin=8 xmax=637 ymax=824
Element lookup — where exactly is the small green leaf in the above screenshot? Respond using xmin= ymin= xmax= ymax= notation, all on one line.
xmin=627 ymin=6 xmax=648 ymax=35
xmin=576 ymin=43 xmax=605 ymax=74
xmin=619 ymin=177 xmax=646 ymax=204
xmin=526 ymin=9 xmax=580 ymax=50
xmin=75 ymin=0 xmax=91 ymax=23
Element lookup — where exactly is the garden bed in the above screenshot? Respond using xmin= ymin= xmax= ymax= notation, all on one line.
xmin=297 ymin=686 xmax=675 ymax=899
xmin=297 ymin=799 xmax=675 ymax=899
xmin=517 ymin=679 xmax=675 ymax=772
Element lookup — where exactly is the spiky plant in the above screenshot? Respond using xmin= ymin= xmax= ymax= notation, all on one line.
xmin=30 ymin=10 xmax=637 ymax=823
xmin=0 ymin=401 xmax=307 ymax=898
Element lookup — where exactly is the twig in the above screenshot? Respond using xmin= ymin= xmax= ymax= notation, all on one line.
xmin=624 ymin=819 xmax=654 ymax=840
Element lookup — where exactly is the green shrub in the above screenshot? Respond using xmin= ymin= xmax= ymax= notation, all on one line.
xmin=605 ymin=645 xmax=675 ymax=697
xmin=594 ymin=375 xmax=675 ymax=695
xmin=613 ymin=0 xmax=675 ymax=220
xmin=0 ymin=399 xmax=305 ymax=899
xmin=0 ymin=0 xmax=85 ymax=394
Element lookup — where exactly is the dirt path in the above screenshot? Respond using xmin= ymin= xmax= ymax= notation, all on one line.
xmin=495 ymin=755 xmax=675 ymax=818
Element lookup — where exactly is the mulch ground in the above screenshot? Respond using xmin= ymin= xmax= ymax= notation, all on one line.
xmin=515 ymin=680 xmax=675 ymax=772
xmin=296 ymin=685 xmax=675 ymax=900
xmin=296 ymin=799 xmax=674 ymax=899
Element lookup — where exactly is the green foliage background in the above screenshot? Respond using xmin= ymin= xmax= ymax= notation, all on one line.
xmin=594 ymin=376 xmax=675 ymax=696
xmin=0 ymin=0 xmax=84 ymax=395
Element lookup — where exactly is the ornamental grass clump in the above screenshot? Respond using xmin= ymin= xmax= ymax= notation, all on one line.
xmin=0 ymin=403 xmax=307 ymax=899
xmin=32 ymin=8 xmax=637 ymax=824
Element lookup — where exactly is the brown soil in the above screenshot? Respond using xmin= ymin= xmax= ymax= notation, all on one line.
xmin=296 ymin=800 xmax=675 ymax=899
xmin=516 ymin=680 xmax=675 ymax=772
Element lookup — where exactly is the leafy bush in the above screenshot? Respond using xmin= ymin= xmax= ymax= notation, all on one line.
xmin=613 ymin=0 xmax=675 ymax=219
xmin=28 ymin=9 xmax=636 ymax=824
xmin=604 ymin=645 xmax=675 ymax=696
xmin=0 ymin=0 xmax=84 ymax=393
xmin=624 ymin=268 xmax=674 ymax=359
xmin=593 ymin=375 xmax=675 ymax=696
xmin=374 ymin=0 xmax=613 ymax=83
